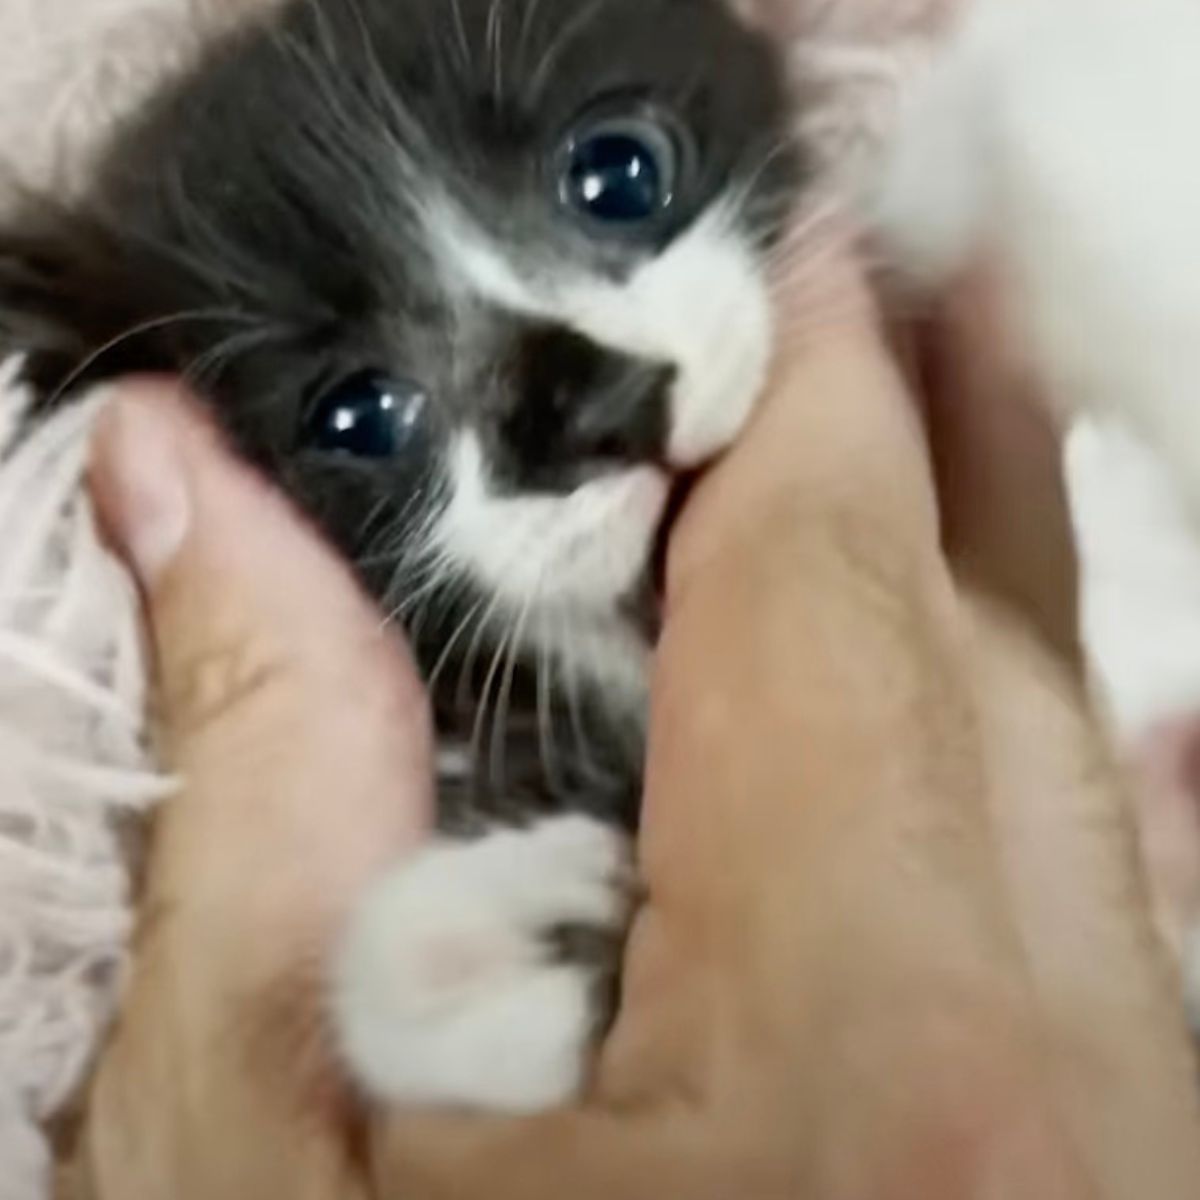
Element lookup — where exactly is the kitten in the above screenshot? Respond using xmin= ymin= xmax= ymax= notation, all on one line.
xmin=0 ymin=0 xmax=801 ymax=1110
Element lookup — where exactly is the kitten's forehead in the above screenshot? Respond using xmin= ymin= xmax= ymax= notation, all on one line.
xmin=87 ymin=0 xmax=796 ymax=314
xmin=420 ymin=0 xmax=774 ymax=99
xmin=417 ymin=0 xmax=792 ymax=197
xmin=395 ymin=0 xmax=797 ymax=301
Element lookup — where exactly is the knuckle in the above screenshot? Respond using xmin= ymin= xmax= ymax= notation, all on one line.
xmin=156 ymin=633 xmax=296 ymax=741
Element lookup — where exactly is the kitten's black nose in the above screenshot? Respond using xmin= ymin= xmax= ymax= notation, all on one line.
xmin=500 ymin=325 xmax=673 ymax=493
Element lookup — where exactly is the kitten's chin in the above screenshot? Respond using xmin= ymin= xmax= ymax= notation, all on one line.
xmin=437 ymin=442 xmax=670 ymax=619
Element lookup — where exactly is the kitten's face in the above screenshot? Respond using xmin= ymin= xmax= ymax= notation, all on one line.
xmin=2 ymin=0 xmax=800 ymax=681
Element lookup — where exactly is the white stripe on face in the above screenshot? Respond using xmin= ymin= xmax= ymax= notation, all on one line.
xmin=419 ymin=197 xmax=769 ymax=667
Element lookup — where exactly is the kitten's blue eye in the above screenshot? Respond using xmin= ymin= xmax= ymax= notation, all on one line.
xmin=304 ymin=372 xmax=430 ymax=459
xmin=559 ymin=112 xmax=681 ymax=232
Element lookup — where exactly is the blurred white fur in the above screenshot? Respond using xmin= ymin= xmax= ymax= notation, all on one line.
xmin=878 ymin=0 xmax=1200 ymax=545
xmin=877 ymin=0 xmax=1200 ymax=1013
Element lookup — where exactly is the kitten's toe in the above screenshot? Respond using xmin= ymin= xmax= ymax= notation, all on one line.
xmin=505 ymin=813 xmax=635 ymax=929
xmin=332 ymin=816 xmax=632 ymax=1112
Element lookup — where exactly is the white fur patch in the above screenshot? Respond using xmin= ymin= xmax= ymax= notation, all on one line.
xmin=556 ymin=213 xmax=771 ymax=467
xmin=876 ymin=0 xmax=1200 ymax=510
xmin=418 ymin=200 xmax=770 ymax=672
xmin=332 ymin=815 xmax=631 ymax=1111
xmin=1069 ymin=421 xmax=1200 ymax=740
xmin=436 ymin=431 xmax=668 ymax=611
xmin=424 ymin=202 xmax=772 ymax=468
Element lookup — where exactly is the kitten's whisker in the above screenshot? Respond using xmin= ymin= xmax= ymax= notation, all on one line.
xmin=355 ymin=493 xmax=397 ymax=551
xmin=179 ymin=327 xmax=278 ymax=395
xmin=295 ymin=0 xmax=340 ymax=66
xmin=731 ymin=135 xmax=798 ymax=209
xmin=455 ymin=589 xmax=508 ymax=713
xmin=517 ymin=0 xmax=546 ymax=74
xmin=420 ymin=517 xmax=554 ymax=783
xmin=530 ymin=0 xmax=606 ymax=98
xmin=427 ymin=595 xmax=487 ymax=696
xmin=470 ymin=609 xmax=516 ymax=785
xmin=448 ymin=0 xmax=474 ymax=76
xmin=553 ymin=607 xmax=600 ymax=779
xmin=383 ymin=571 xmax=444 ymax=624
xmin=488 ymin=587 xmax=537 ymax=790
xmin=430 ymin=500 xmax=549 ymax=711
xmin=767 ymin=245 xmax=849 ymax=291
xmin=387 ymin=557 xmax=463 ymax=636
xmin=373 ymin=501 xmax=471 ymax=649
xmin=765 ymin=203 xmax=844 ymax=264
xmin=342 ymin=0 xmax=430 ymax=155
xmin=534 ymin=618 xmax=563 ymax=789
xmin=407 ymin=573 xmax=468 ymax=651
xmin=486 ymin=0 xmax=506 ymax=103
xmin=44 ymin=309 xmax=257 ymax=409
xmin=379 ymin=533 xmax=461 ymax=640
xmin=269 ymin=16 xmax=428 ymax=215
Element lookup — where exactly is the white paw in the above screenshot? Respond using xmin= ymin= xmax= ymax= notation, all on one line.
xmin=332 ymin=815 xmax=632 ymax=1112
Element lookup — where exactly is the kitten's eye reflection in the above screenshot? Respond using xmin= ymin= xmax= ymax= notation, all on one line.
xmin=559 ymin=110 xmax=683 ymax=232
xmin=303 ymin=372 xmax=430 ymax=459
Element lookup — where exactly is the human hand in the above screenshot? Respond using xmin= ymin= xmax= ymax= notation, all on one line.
xmin=369 ymin=257 xmax=1200 ymax=1196
xmin=71 ymin=248 xmax=1200 ymax=1199
xmin=72 ymin=384 xmax=434 ymax=1199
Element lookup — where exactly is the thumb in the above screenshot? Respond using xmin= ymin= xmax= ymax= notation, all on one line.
xmin=89 ymin=379 xmax=427 ymax=754
xmin=918 ymin=270 xmax=1080 ymax=662
xmin=370 ymin=1110 xmax=727 ymax=1200
xmin=82 ymin=380 xmax=435 ymax=1198
xmin=87 ymin=377 xmax=433 ymax=937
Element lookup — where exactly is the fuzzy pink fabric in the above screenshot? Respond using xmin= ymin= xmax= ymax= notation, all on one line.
xmin=0 ymin=8 xmax=268 ymax=1195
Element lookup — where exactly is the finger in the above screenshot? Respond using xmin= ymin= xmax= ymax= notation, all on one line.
xmin=88 ymin=380 xmax=433 ymax=916
xmin=658 ymin=254 xmax=983 ymax=889
xmin=628 ymin=255 xmax=1039 ymax=1116
xmin=919 ymin=275 xmax=1199 ymax=1184
xmin=919 ymin=270 xmax=1081 ymax=662
xmin=373 ymin=1111 xmax=682 ymax=1200
xmin=1131 ymin=717 xmax=1200 ymax=961
xmin=668 ymin=244 xmax=942 ymax=608
xmin=83 ymin=381 xmax=434 ymax=1194
xmin=366 ymin=262 xmax=1014 ymax=1200
xmin=963 ymin=596 xmax=1200 ymax=1196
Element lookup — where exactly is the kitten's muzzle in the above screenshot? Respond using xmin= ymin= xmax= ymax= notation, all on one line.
xmin=501 ymin=325 xmax=675 ymax=494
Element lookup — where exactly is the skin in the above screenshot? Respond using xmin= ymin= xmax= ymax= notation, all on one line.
xmin=65 ymin=252 xmax=1200 ymax=1199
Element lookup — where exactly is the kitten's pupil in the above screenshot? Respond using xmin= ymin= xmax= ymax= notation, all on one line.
xmin=562 ymin=115 xmax=678 ymax=227
xmin=305 ymin=373 xmax=429 ymax=459
xmin=569 ymin=134 xmax=661 ymax=222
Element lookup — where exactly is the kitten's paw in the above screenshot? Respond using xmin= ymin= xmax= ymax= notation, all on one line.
xmin=332 ymin=815 xmax=632 ymax=1112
